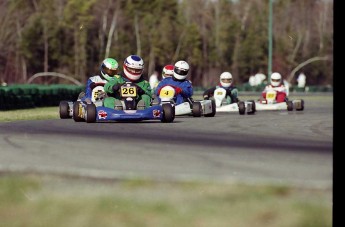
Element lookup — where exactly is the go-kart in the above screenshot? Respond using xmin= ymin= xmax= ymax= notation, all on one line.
xmin=157 ymin=85 xmax=216 ymax=117
xmin=209 ymin=87 xmax=255 ymax=115
xmin=255 ymin=89 xmax=304 ymax=111
xmin=59 ymin=85 xmax=105 ymax=119
xmin=73 ymin=82 xmax=175 ymax=123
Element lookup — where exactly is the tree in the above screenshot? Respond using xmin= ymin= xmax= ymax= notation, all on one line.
xmin=0 ymin=0 xmax=333 ymax=87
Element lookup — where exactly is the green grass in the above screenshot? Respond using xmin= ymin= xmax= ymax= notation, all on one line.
xmin=0 ymin=174 xmax=332 ymax=227
xmin=0 ymin=107 xmax=59 ymax=122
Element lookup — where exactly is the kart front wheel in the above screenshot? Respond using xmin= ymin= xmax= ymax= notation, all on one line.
xmin=192 ymin=102 xmax=202 ymax=117
xmin=59 ymin=101 xmax=70 ymax=119
xmin=73 ymin=101 xmax=84 ymax=122
xmin=246 ymin=100 xmax=256 ymax=115
xmin=86 ymin=104 xmax=97 ymax=123
xmin=249 ymin=100 xmax=256 ymax=114
xmin=204 ymin=100 xmax=216 ymax=117
xmin=238 ymin=101 xmax=245 ymax=115
xmin=161 ymin=103 xmax=175 ymax=123
xmin=287 ymin=101 xmax=293 ymax=111
xmin=295 ymin=99 xmax=304 ymax=111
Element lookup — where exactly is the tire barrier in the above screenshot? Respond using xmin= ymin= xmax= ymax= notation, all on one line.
xmin=0 ymin=84 xmax=331 ymax=110
xmin=0 ymin=84 xmax=85 ymax=110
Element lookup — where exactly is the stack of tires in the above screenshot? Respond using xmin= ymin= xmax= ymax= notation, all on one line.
xmin=0 ymin=84 xmax=84 ymax=110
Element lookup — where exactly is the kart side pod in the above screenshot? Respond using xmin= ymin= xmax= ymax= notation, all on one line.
xmin=159 ymin=85 xmax=216 ymax=117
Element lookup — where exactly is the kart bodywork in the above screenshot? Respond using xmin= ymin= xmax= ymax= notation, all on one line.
xmin=158 ymin=85 xmax=216 ymax=117
xmin=211 ymin=87 xmax=255 ymax=115
xmin=73 ymin=101 xmax=174 ymax=123
xmin=255 ymin=90 xmax=304 ymax=111
xmin=59 ymin=85 xmax=105 ymax=119
xmin=65 ymin=82 xmax=175 ymax=123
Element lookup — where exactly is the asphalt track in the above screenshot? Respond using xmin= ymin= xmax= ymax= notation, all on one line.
xmin=0 ymin=94 xmax=333 ymax=189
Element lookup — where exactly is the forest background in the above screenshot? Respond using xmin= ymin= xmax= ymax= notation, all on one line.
xmin=0 ymin=0 xmax=333 ymax=88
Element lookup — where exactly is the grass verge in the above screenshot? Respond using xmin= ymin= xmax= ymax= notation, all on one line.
xmin=0 ymin=107 xmax=59 ymax=122
xmin=0 ymin=173 xmax=332 ymax=227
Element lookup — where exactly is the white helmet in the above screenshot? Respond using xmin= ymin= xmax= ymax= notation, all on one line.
xmin=219 ymin=72 xmax=233 ymax=88
xmin=123 ymin=55 xmax=144 ymax=81
xmin=270 ymin=72 xmax=282 ymax=87
xmin=162 ymin=65 xmax=174 ymax=79
xmin=173 ymin=60 xmax=189 ymax=80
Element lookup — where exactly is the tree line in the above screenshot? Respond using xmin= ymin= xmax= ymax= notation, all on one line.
xmin=0 ymin=0 xmax=333 ymax=87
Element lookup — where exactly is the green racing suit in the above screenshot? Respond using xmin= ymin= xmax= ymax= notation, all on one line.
xmin=103 ymin=74 xmax=152 ymax=108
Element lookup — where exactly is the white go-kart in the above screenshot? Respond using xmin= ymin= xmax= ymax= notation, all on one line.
xmin=59 ymin=85 xmax=105 ymax=119
xmin=255 ymin=89 xmax=304 ymax=111
xmin=211 ymin=87 xmax=255 ymax=115
xmin=157 ymin=85 xmax=216 ymax=117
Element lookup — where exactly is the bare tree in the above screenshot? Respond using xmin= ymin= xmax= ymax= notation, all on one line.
xmin=105 ymin=0 xmax=120 ymax=59
xmin=134 ymin=12 xmax=141 ymax=56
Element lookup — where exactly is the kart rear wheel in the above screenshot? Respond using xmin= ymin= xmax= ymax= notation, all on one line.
xmin=192 ymin=102 xmax=202 ymax=117
xmin=161 ymin=103 xmax=175 ymax=123
xmin=249 ymin=100 xmax=256 ymax=113
xmin=73 ymin=101 xmax=84 ymax=122
xmin=246 ymin=100 xmax=256 ymax=115
xmin=295 ymin=99 xmax=304 ymax=111
xmin=86 ymin=104 xmax=96 ymax=123
xmin=287 ymin=101 xmax=293 ymax=111
xmin=204 ymin=100 xmax=216 ymax=117
xmin=59 ymin=101 xmax=70 ymax=119
xmin=238 ymin=101 xmax=245 ymax=115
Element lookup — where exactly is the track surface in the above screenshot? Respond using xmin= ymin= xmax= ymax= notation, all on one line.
xmin=0 ymin=94 xmax=333 ymax=188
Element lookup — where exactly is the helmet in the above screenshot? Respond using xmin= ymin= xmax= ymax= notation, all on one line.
xmin=270 ymin=72 xmax=282 ymax=87
xmin=173 ymin=60 xmax=189 ymax=80
xmin=123 ymin=55 xmax=144 ymax=81
xmin=100 ymin=58 xmax=119 ymax=80
xmin=219 ymin=72 xmax=233 ymax=88
xmin=162 ymin=65 xmax=174 ymax=79
xmin=149 ymin=72 xmax=159 ymax=90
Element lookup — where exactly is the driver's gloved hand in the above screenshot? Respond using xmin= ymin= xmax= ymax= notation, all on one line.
xmin=135 ymin=85 xmax=145 ymax=95
xmin=90 ymin=82 xmax=104 ymax=90
xmin=175 ymin=87 xmax=182 ymax=94
xmin=89 ymin=82 xmax=96 ymax=90
xmin=112 ymin=83 xmax=123 ymax=93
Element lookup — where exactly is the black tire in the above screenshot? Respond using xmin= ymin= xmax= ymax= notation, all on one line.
xmin=287 ymin=101 xmax=293 ymax=111
xmin=204 ymin=100 xmax=216 ymax=117
xmin=192 ymin=102 xmax=202 ymax=117
xmin=86 ymin=104 xmax=97 ymax=123
xmin=249 ymin=100 xmax=256 ymax=113
xmin=73 ymin=101 xmax=84 ymax=122
xmin=161 ymin=103 xmax=175 ymax=123
xmin=59 ymin=101 xmax=70 ymax=119
xmin=246 ymin=100 xmax=256 ymax=115
xmin=295 ymin=99 xmax=305 ymax=111
xmin=238 ymin=101 xmax=245 ymax=115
